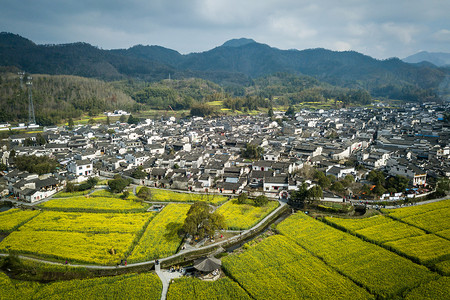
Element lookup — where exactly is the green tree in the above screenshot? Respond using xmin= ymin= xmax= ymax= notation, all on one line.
xmin=137 ymin=186 xmax=152 ymax=201
xmin=0 ymin=163 xmax=7 ymax=171
xmin=182 ymin=202 xmax=226 ymax=238
xmin=241 ymin=143 xmax=263 ymax=159
xmin=68 ymin=117 xmax=74 ymax=130
xmin=285 ymin=105 xmax=296 ymax=118
xmin=36 ymin=133 xmax=46 ymax=146
xmin=119 ymin=114 xmax=127 ymax=123
xmin=14 ymin=155 xmax=59 ymax=175
xmin=128 ymin=114 xmax=139 ymax=125
xmin=331 ymin=181 xmax=344 ymax=193
xmin=253 ymin=195 xmax=269 ymax=207
xmin=368 ymin=170 xmax=385 ymax=186
xmin=65 ymin=182 xmax=75 ymax=193
xmin=314 ymin=171 xmax=331 ymax=189
xmin=106 ymin=116 xmax=110 ymax=125
xmin=132 ymin=166 xmax=147 ymax=179
xmin=88 ymin=118 xmax=95 ymax=125
xmin=372 ymin=184 xmax=386 ymax=197
xmin=268 ymin=107 xmax=274 ymax=118
xmin=289 ymin=183 xmax=309 ymax=207
xmin=237 ymin=193 xmax=248 ymax=204
xmin=308 ymin=185 xmax=323 ymax=201
xmin=108 ymin=176 xmax=131 ymax=193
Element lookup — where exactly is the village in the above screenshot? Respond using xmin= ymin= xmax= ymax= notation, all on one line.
xmin=0 ymin=101 xmax=449 ymax=204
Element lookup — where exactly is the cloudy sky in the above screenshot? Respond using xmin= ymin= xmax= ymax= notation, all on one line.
xmin=1 ymin=0 xmax=449 ymax=59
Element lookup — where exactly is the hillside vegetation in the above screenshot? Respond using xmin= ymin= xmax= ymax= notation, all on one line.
xmin=0 ymin=72 xmax=135 ymax=124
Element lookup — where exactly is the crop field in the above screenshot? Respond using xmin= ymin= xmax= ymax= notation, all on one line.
xmin=90 ymin=188 xmax=140 ymax=201
xmin=434 ymin=260 xmax=450 ymax=276
xmin=386 ymin=199 xmax=450 ymax=219
xmin=384 ymin=234 xmax=450 ymax=265
xmin=149 ymin=188 xmax=228 ymax=205
xmin=167 ymin=277 xmax=251 ymax=300
xmin=20 ymin=211 xmax=154 ymax=233
xmin=326 ymin=215 xmax=450 ymax=268
xmin=0 ymin=230 xmax=135 ymax=265
xmin=128 ymin=204 xmax=190 ymax=262
xmin=0 ymin=272 xmax=162 ymax=300
xmin=277 ymin=213 xmax=438 ymax=298
xmin=222 ymin=235 xmax=373 ymax=299
xmin=0 ymin=209 xmax=40 ymax=232
xmin=400 ymin=208 xmax=450 ymax=234
xmin=326 ymin=215 xmax=426 ymax=243
xmin=404 ymin=276 xmax=450 ymax=300
xmin=216 ymin=200 xmax=279 ymax=230
xmin=39 ymin=195 xmax=149 ymax=212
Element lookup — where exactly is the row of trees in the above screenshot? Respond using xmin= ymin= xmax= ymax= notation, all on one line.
xmin=14 ymin=155 xmax=59 ymax=175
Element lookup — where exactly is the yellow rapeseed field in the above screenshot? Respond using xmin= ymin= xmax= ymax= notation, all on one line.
xmin=222 ymin=235 xmax=373 ymax=299
xmin=0 ymin=209 xmax=40 ymax=232
xmin=39 ymin=196 xmax=148 ymax=212
xmin=0 ymin=272 xmax=162 ymax=300
xmin=20 ymin=211 xmax=154 ymax=233
xmin=149 ymin=188 xmax=228 ymax=205
xmin=0 ymin=230 xmax=135 ymax=265
xmin=128 ymin=204 xmax=190 ymax=262
xmin=168 ymin=277 xmax=251 ymax=300
xmin=277 ymin=213 xmax=438 ymax=299
xmin=216 ymin=200 xmax=279 ymax=230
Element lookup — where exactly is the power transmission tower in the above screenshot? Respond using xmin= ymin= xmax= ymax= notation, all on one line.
xmin=18 ymin=71 xmax=25 ymax=89
xmin=26 ymin=76 xmax=36 ymax=125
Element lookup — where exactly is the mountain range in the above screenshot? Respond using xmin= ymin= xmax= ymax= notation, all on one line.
xmin=0 ymin=32 xmax=449 ymax=101
xmin=403 ymin=51 xmax=450 ymax=67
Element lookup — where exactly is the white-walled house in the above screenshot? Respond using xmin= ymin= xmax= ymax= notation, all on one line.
xmin=68 ymin=159 xmax=93 ymax=177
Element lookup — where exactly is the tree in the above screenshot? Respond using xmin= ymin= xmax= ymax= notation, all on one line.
xmin=308 ymin=185 xmax=323 ymax=201
xmin=14 ymin=155 xmax=59 ymax=175
xmin=68 ymin=117 xmax=74 ymax=130
xmin=88 ymin=118 xmax=95 ymax=125
xmin=241 ymin=143 xmax=263 ymax=159
xmin=182 ymin=202 xmax=226 ymax=238
xmin=237 ymin=193 xmax=248 ymax=204
xmin=108 ymin=176 xmax=131 ymax=193
xmin=331 ymin=181 xmax=344 ymax=193
xmin=36 ymin=133 xmax=46 ymax=146
xmin=65 ymin=182 xmax=75 ymax=193
xmin=106 ymin=116 xmax=110 ymax=125
xmin=137 ymin=186 xmax=152 ymax=201
xmin=131 ymin=166 xmax=147 ymax=179
xmin=254 ymin=195 xmax=269 ymax=207
xmin=289 ymin=183 xmax=309 ymax=207
xmin=128 ymin=114 xmax=139 ymax=125
xmin=285 ymin=106 xmax=295 ymax=118
xmin=0 ymin=163 xmax=7 ymax=171
xmin=268 ymin=107 xmax=274 ymax=118
xmin=190 ymin=103 xmax=216 ymax=117
xmin=368 ymin=170 xmax=385 ymax=186
xmin=119 ymin=114 xmax=127 ymax=123
xmin=314 ymin=171 xmax=331 ymax=189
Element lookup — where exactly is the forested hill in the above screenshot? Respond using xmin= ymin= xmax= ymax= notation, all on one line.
xmin=1 ymin=32 xmax=449 ymax=102
xmin=0 ymin=72 xmax=135 ymax=125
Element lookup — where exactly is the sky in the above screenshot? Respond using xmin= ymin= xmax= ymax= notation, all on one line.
xmin=1 ymin=0 xmax=449 ymax=59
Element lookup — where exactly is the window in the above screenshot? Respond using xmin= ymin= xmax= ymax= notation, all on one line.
xmin=78 ymin=166 xmax=82 ymax=170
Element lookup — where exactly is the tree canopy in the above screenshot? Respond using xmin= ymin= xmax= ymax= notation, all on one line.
xmin=182 ymin=202 xmax=226 ymax=238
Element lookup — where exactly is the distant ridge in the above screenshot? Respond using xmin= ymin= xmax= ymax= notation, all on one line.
xmin=0 ymin=32 xmax=448 ymax=101
xmin=403 ymin=51 xmax=450 ymax=67
xmin=222 ymin=38 xmax=257 ymax=48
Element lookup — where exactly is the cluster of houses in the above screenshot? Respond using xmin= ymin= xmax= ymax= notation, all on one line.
xmin=0 ymin=101 xmax=449 ymax=203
